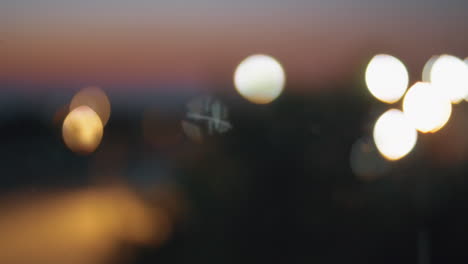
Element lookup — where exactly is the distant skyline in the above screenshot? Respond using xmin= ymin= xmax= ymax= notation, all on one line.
xmin=2 ymin=0 xmax=468 ymax=91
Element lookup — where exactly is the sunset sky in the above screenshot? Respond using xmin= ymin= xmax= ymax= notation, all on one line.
xmin=2 ymin=0 xmax=468 ymax=92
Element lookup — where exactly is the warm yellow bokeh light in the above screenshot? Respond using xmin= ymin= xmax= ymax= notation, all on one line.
xmin=430 ymin=54 xmax=468 ymax=104
xmin=403 ymin=82 xmax=452 ymax=133
xmin=234 ymin=54 xmax=286 ymax=104
xmin=365 ymin=54 xmax=409 ymax=104
xmin=422 ymin=56 xmax=439 ymax=83
xmin=373 ymin=109 xmax=417 ymax=161
xmin=0 ymin=186 xmax=171 ymax=264
xmin=70 ymin=86 xmax=111 ymax=126
xmin=63 ymin=106 xmax=103 ymax=154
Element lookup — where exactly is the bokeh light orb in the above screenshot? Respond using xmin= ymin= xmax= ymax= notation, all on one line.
xmin=373 ymin=109 xmax=417 ymax=161
xmin=181 ymin=95 xmax=231 ymax=143
xmin=403 ymin=82 xmax=452 ymax=133
xmin=70 ymin=86 xmax=111 ymax=126
xmin=365 ymin=54 xmax=409 ymax=104
xmin=430 ymin=54 xmax=468 ymax=104
xmin=234 ymin=54 xmax=286 ymax=104
xmin=465 ymin=57 xmax=468 ymax=101
xmin=422 ymin=55 xmax=439 ymax=83
xmin=63 ymin=106 xmax=104 ymax=154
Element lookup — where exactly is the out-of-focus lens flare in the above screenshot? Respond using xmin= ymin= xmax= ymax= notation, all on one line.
xmin=181 ymin=95 xmax=232 ymax=143
xmin=70 ymin=86 xmax=111 ymax=126
xmin=422 ymin=56 xmax=439 ymax=83
xmin=373 ymin=109 xmax=417 ymax=161
xmin=63 ymin=106 xmax=103 ymax=155
xmin=403 ymin=82 xmax=452 ymax=133
xmin=365 ymin=54 xmax=409 ymax=104
xmin=465 ymin=57 xmax=468 ymax=101
xmin=0 ymin=186 xmax=172 ymax=264
xmin=430 ymin=54 xmax=468 ymax=104
xmin=350 ymin=137 xmax=390 ymax=181
xmin=234 ymin=54 xmax=286 ymax=104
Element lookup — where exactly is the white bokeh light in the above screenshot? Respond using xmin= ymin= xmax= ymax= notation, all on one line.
xmin=234 ymin=54 xmax=286 ymax=104
xmin=403 ymin=82 xmax=452 ymax=133
xmin=422 ymin=56 xmax=439 ymax=83
xmin=430 ymin=54 xmax=468 ymax=104
xmin=365 ymin=54 xmax=409 ymax=104
xmin=373 ymin=109 xmax=417 ymax=161
xmin=465 ymin=57 xmax=468 ymax=101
